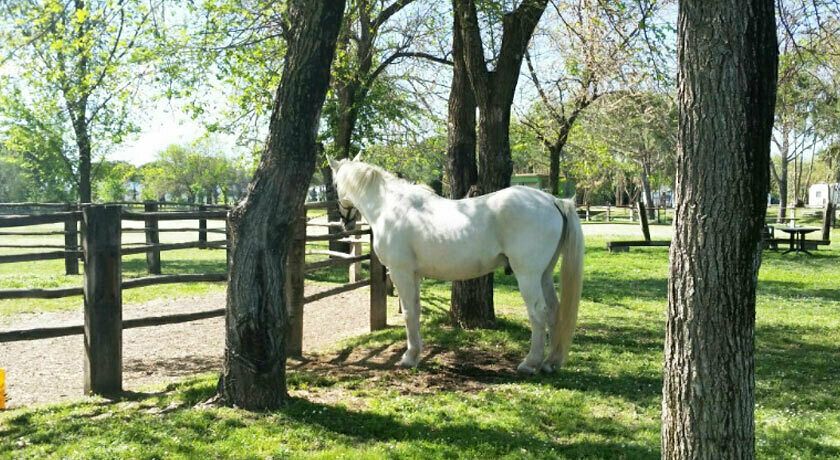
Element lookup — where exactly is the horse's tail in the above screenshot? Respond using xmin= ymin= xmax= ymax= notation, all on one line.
xmin=550 ymin=198 xmax=584 ymax=366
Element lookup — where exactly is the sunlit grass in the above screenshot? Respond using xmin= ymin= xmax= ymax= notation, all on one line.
xmin=1 ymin=222 xmax=838 ymax=458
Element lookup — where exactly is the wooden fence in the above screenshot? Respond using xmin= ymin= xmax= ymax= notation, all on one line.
xmin=0 ymin=201 xmax=387 ymax=398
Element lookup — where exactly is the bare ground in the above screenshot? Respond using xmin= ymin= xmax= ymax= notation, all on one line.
xmin=0 ymin=284 xmax=379 ymax=408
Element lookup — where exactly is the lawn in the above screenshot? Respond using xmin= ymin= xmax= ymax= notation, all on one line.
xmin=1 ymin=221 xmax=838 ymax=459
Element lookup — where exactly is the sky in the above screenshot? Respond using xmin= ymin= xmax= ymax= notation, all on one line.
xmin=111 ymin=107 xmax=203 ymax=165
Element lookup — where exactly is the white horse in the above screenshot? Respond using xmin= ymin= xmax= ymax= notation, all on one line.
xmin=328 ymin=156 xmax=584 ymax=374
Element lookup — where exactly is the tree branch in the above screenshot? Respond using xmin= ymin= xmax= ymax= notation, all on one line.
xmin=372 ymin=0 xmax=416 ymax=32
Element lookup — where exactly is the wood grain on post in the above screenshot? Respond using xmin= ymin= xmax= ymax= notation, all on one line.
xmin=144 ymin=202 xmax=161 ymax=275
xmin=83 ymin=205 xmax=122 ymax=396
xmin=369 ymin=232 xmax=387 ymax=331
xmin=64 ymin=204 xmax=79 ymax=275
xmin=285 ymin=212 xmax=306 ymax=357
xmin=638 ymin=201 xmax=651 ymax=242
xmin=198 ymin=204 xmax=208 ymax=249
xmin=348 ymin=237 xmax=363 ymax=282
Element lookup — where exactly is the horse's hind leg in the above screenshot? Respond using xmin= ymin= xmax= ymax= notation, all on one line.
xmin=516 ymin=273 xmax=548 ymax=374
xmin=542 ymin=270 xmax=562 ymax=373
xmin=390 ymin=269 xmax=423 ymax=368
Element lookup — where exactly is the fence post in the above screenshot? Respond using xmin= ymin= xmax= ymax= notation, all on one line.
xmin=348 ymin=236 xmax=363 ymax=282
xmin=638 ymin=201 xmax=651 ymax=242
xmin=198 ymin=204 xmax=208 ymax=249
xmin=64 ymin=204 xmax=79 ymax=275
xmin=822 ymin=203 xmax=834 ymax=241
xmin=83 ymin=205 xmax=122 ymax=396
xmin=585 ymin=204 xmax=591 ymax=222
xmin=225 ymin=213 xmax=232 ymax=272
xmin=286 ymin=211 xmax=306 ymax=357
xmin=369 ymin=231 xmax=387 ymax=331
xmin=606 ymin=204 xmax=611 ymax=222
xmin=144 ymin=201 xmax=161 ymax=275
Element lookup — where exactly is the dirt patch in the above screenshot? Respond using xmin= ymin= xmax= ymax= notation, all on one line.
xmin=289 ymin=341 xmax=523 ymax=397
xmin=0 ymin=284 xmax=377 ymax=408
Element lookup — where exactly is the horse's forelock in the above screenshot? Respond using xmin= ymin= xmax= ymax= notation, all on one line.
xmin=335 ymin=161 xmax=390 ymax=200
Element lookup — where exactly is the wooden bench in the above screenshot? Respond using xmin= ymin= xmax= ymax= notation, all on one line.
xmin=607 ymin=240 xmax=671 ymax=252
xmin=607 ymin=202 xmax=672 ymax=252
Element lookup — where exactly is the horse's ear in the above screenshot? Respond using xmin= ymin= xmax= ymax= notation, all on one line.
xmin=352 ymin=152 xmax=362 ymax=162
xmin=327 ymin=155 xmax=340 ymax=171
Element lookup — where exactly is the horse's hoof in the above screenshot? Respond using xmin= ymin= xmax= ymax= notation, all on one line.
xmin=516 ymin=361 xmax=539 ymax=375
xmin=397 ymin=350 xmax=420 ymax=368
xmin=540 ymin=362 xmax=558 ymax=374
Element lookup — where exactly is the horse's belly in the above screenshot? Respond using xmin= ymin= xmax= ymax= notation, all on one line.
xmin=413 ymin=244 xmax=504 ymax=281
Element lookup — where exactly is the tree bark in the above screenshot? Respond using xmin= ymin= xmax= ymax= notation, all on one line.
xmin=640 ymin=161 xmax=656 ymax=220
xmin=219 ymin=0 xmax=345 ymax=410
xmin=777 ymin=151 xmax=788 ymax=221
xmin=446 ymin=2 xmax=494 ymax=329
xmin=325 ymin=0 xmax=413 ymax=254
xmin=73 ymin=118 xmax=92 ymax=204
xmin=452 ymin=0 xmax=547 ymax=328
xmin=663 ymin=1 xmax=777 ymax=458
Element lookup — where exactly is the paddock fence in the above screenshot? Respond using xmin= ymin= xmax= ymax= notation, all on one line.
xmin=0 ymin=201 xmax=387 ymax=398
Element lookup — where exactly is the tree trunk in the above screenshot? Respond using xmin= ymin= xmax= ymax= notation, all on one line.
xmin=69 ymin=111 xmax=92 ymax=204
xmin=453 ymin=0 xmax=547 ymax=328
xmin=778 ymin=153 xmax=788 ymax=221
xmin=662 ymin=1 xmax=777 ymax=458
xmin=219 ymin=0 xmax=344 ymax=410
xmin=549 ymin=144 xmax=561 ymax=196
xmin=547 ymin=121 xmax=576 ymax=197
xmin=447 ymin=3 xmax=494 ymax=329
xmin=640 ymin=162 xmax=656 ymax=220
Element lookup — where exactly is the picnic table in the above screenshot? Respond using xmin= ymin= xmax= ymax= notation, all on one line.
xmin=776 ymin=226 xmax=821 ymax=255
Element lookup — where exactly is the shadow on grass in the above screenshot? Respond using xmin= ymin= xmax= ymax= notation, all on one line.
xmin=755 ymin=323 xmax=840 ymax=413
xmin=0 ymin=381 xmax=660 ymax=458
xmin=758 ymin=279 xmax=840 ymax=302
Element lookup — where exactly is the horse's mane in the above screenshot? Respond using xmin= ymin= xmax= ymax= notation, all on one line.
xmin=336 ymin=161 xmax=432 ymax=199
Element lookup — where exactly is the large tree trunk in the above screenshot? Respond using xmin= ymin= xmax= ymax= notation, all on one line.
xmin=662 ymin=1 xmax=777 ymax=457
xmin=447 ymin=3 xmax=494 ymax=329
xmin=219 ymin=0 xmax=344 ymax=410
xmin=453 ymin=0 xmax=547 ymax=328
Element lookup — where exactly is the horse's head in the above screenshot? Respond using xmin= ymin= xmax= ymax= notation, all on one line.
xmin=328 ymin=152 xmax=362 ymax=231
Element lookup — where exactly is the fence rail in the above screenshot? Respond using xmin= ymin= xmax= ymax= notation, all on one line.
xmin=0 ymin=200 xmax=388 ymax=399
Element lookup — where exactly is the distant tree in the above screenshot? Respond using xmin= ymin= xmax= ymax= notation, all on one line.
xmin=364 ymin=136 xmax=446 ymax=186
xmin=0 ymin=91 xmax=77 ymax=202
xmin=0 ymin=154 xmax=29 ymax=202
xmin=771 ymin=51 xmax=833 ymax=216
xmin=95 ymin=161 xmax=140 ymax=202
xmin=662 ymin=0 xmax=777 ymax=457
xmin=218 ymin=0 xmax=345 ymax=409
xmin=0 ymin=0 xmax=165 ymax=202
xmin=141 ymin=143 xmax=248 ymax=203
xmin=519 ymin=0 xmax=666 ymax=196
xmin=573 ymin=92 xmax=677 ymax=213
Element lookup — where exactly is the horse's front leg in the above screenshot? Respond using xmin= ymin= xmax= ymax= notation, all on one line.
xmin=390 ymin=269 xmax=422 ymax=367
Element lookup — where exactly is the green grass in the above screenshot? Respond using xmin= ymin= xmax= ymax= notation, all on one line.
xmin=1 ymin=226 xmax=839 ymax=458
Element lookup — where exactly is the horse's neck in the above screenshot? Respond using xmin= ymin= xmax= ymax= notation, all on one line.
xmin=351 ymin=182 xmax=389 ymax=227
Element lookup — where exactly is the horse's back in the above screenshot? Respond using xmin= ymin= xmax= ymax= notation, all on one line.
xmin=379 ymin=186 xmax=565 ymax=279
xmin=485 ymin=187 xmax=566 ymax=273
